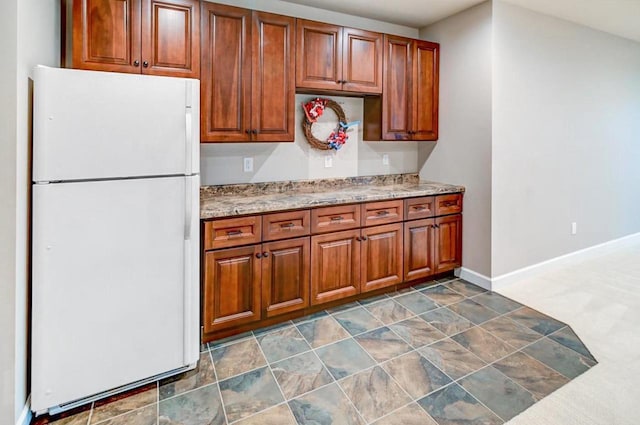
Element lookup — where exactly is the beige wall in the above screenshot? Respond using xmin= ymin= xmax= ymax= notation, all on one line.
xmin=0 ymin=1 xmax=59 ymax=423
xmin=491 ymin=1 xmax=640 ymax=276
xmin=418 ymin=1 xmax=493 ymax=277
xmin=199 ymin=0 xmax=421 ymax=185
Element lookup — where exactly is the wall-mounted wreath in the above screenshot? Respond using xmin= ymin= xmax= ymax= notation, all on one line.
xmin=301 ymin=97 xmax=358 ymax=151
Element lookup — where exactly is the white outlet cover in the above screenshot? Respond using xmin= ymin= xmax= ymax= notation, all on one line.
xmin=324 ymin=155 xmax=333 ymax=168
xmin=382 ymin=154 xmax=389 ymax=165
xmin=243 ymin=157 xmax=253 ymax=173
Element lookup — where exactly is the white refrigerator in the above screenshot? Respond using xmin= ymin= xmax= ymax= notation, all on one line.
xmin=31 ymin=66 xmax=200 ymax=415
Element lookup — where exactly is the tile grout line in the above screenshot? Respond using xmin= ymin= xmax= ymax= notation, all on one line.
xmin=208 ymin=340 xmax=232 ymax=425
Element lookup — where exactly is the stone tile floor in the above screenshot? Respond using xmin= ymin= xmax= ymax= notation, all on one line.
xmin=33 ymin=277 xmax=596 ymax=425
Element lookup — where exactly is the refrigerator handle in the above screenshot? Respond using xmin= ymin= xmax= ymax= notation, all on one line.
xmin=185 ymin=80 xmax=194 ymax=175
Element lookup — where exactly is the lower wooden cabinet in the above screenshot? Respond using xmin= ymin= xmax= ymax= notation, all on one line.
xmin=310 ymin=230 xmax=360 ymax=305
xmin=361 ymin=223 xmax=403 ymax=293
xmin=435 ymin=214 xmax=462 ymax=273
xmin=203 ymin=245 xmax=262 ymax=333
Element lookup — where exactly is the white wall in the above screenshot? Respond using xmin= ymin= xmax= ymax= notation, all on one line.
xmin=200 ymin=0 xmax=421 ymax=185
xmin=418 ymin=1 xmax=493 ymax=277
xmin=0 ymin=1 xmax=60 ymax=424
xmin=492 ymin=1 xmax=640 ymax=276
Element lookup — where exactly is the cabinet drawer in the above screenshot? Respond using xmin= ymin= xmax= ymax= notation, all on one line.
xmin=311 ymin=204 xmax=361 ymax=233
xmin=263 ymin=210 xmax=310 ymax=241
xmin=405 ymin=196 xmax=435 ymax=220
xmin=362 ymin=200 xmax=403 ymax=226
xmin=204 ymin=216 xmax=262 ymax=250
xmin=435 ymin=194 xmax=463 ymax=216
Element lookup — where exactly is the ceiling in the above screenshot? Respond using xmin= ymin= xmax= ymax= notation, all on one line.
xmin=279 ymin=0 xmax=640 ymax=43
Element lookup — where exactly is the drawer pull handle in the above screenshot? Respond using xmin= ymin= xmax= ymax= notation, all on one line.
xmin=330 ymin=216 xmax=344 ymax=222
xmin=226 ymin=230 xmax=243 ymax=237
xmin=413 ymin=206 xmax=427 ymax=211
xmin=442 ymin=201 xmax=458 ymax=207
xmin=376 ymin=210 xmax=390 ymax=216
xmin=280 ymin=222 xmax=295 ymax=228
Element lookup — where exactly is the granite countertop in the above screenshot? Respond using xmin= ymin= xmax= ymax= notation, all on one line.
xmin=200 ymin=173 xmax=465 ymax=219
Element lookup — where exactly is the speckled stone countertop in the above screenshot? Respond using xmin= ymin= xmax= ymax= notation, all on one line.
xmin=200 ymin=173 xmax=465 ymax=219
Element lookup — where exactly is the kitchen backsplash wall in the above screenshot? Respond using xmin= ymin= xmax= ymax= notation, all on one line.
xmin=200 ymin=94 xmax=420 ymax=185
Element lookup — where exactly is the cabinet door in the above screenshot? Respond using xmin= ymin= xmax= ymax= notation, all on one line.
xmin=382 ymin=35 xmax=412 ymax=140
xmin=252 ymin=12 xmax=295 ymax=141
xmin=435 ymin=214 xmax=462 ymax=273
xmin=404 ymin=218 xmax=435 ymax=282
xmin=361 ymin=223 xmax=403 ymax=293
xmin=201 ymin=3 xmax=251 ymax=142
xmin=412 ymin=40 xmax=439 ymax=140
xmin=203 ymin=245 xmax=261 ymax=333
xmin=141 ymin=0 xmax=200 ymax=78
xmin=296 ymin=20 xmax=343 ymax=91
xmin=342 ymin=28 xmax=382 ymax=94
xmin=310 ymin=230 xmax=360 ymax=305
xmin=262 ymin=237 xmax=310 ymax=318
xmin=72 ymin=0 xmax=142 ymax=73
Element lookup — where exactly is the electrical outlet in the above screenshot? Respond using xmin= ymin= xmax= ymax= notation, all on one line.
xmin=243 ymin=157 xmax=253 ymax=173
xmin=382 ymin=154 xmax=389 ymax=165
xmin=324 ymin=155 xmax=333 ymax=168
xmin=571 ymin=222 xmax=577 ymax=235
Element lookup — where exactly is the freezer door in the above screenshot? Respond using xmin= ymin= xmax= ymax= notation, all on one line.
xmin=32 ymin=66 xmax=199 ymax=182
xmin=31 ymin=176 xmax=199 ymax=412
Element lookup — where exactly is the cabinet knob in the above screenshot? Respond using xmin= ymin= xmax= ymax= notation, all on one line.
xmin=245 ymin=129 xmax=250 ymax=134
xmin=262 ymin=252 xmax=269 ymax=257
xmin=142 ymin=61 xmax=149 ymax=68
xmin=361 ymin=236 xmax=367 ymax=241
xmin=256 ymin=253 xmax=262 ymax=259
xmin=252 ymin=129 xmax=258 ymax=135
xmin=356 ymin=236 xmax=361 ymax=242
xmin=133 ymin=60 xmax=140 ymax=67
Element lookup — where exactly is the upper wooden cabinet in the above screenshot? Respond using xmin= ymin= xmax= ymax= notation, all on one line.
xmin=200 ymin=3 xmax=295 ymax=142
xmin=296 ymin=20 xmax=382 ymax=94
xmin=364 ymin=35 xmax=439 ymax=141
xmin=67 ymin=0 xmax=199 ymax=78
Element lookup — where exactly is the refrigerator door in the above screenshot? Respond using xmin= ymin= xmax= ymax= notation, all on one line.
xmin=32 ymin=66 xmax=199 ymax=182
xmin=31 ymin=176 xmax=199 ymax=412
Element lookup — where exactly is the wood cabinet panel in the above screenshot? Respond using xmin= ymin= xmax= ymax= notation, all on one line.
xmin=263 ymin=210 xmax=310 ymax=242
xmin=405 ymin=196 xmax=435 ymax=220
xmin=295 ymin=19 xmax=343 ymax=91
xmin=362 ymin=200 xmax=403 ymax=227
xmin=72 ymin=0 xmax=142 ymax=72
xmin=342 ymin=28 xmax=382 ymax=94
xmin=251 ymin=12 xmax=295 ymax=141
xmin=200 ymin=2 xmax=252 ymax=141
xmin=262 ymin=237 xmax=310 ymax=317
xmin=361 ymin=223 xmax=403 ymax=293
xmin=382 ymin=35 xmax=412 ymax=140
xmin=141 ymin=0 xmax=199 ymax=78
xmin=435 ymin=214 xmax=462 ymax=273
xmin=311 ymin=229 xmax=360 ymax=305
xmin=203 ymin=245 xmax=261 ymax=333
xmin=435 ymin=194 xmax=463 ymax=216
xmin=311 ymin=204 xmax=361 ymax=234
xmin=412 ymin=40 xmax=439 ymax=140
xmin=204 ymin=216 xmax=261 ymax=250
xmin=404 ymin=218 xmax=435 ymax=282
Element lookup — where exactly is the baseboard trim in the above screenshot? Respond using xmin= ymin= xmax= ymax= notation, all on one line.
xmin=455 ymin=267 xmax=492 ymax=290
xmin=491 ymin=231 xmax=640 ymax=290
xmin=16 ymin=396 xmax=31 ymax=425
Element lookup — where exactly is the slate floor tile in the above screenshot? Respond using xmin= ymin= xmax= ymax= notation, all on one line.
xmin=523 ymin=337 xmax=597 ymax=379
xmin=90 ymin=383 xmax=157 ymax=424
xmin=389 ymin=316 xmax=446 ymax=348
xmin=394 ymin=292 xmax=440 ymax=314
xmin=417 ymin=383 xmax=503 ymax=425
xmin=158 ymin=384 xmax=224 ymax=425
xmin=159 ymin=351 xmax=216 ymax=400
xmin=459 ymin=366 xmax=536 ymax=421
xmin=271 ymin=351 xmax=334 ymax=399
xmin=452 ymin=327 xmax=516 ymax=363
xmin=480 ymin=316 xmax=543 ymax=349
xmin=252 ymin=321 xmax=294 ymax=336
xmin=296 ymin=315 xmax=350 ymax=348
xmin=354 ymin=327 xmax=413 ymax=362
xmin=420 ymin=285 xmax=466 ymax=306
xmin=471 ymin=292 xmax=523 ymax=314
xmin=210 ymin=338 xmax=267 ymax=380
xmin=372 ymin=403 xmax=438 ymax=425
xmin=420 ymin=307 xmax=474 ymax=336
xmin=333 ymin=307 xmax=384 ymax=336
xmin=358 ymin=294 xmax=390 ymax=306
xmin=218 ymin=366 xmax=285 ymax=422
xmin=448 ymin=299 xmax=500 ymax=325
xmin=235 ymin=403 xmax=297 ymax=425
xmin=339 ymin=366 xmax=412 ymax=423
xmin=549 ymin=326 xmax=596 ymax=360
xmin=494 ymin=352 xmax=569 ymax=400
xmin=98 ymin=405 xmax=157 ymax=425
xmin=291 ymin=310 xmax=328 ymax=324
xmin=256 ymin=326 xmax=311 ymax=363
xmin=419 ymin=338 xmax=486 ymax=380
xmin=326 ymin=301 xmax=361 ymax=314
xmin=382 ymin=351 xmax=452 ymax=399
xmin=315 ymin=338 xmax=377 ymax=379
xmin=207 ymin=331 xmax=253 ymax=350
xmin=444 ymin=279 xmax=487 ymax=297
xmin=507 ymin=307 xmax=566 ymax=336
xmin=289 ymin=383 xmax=365 ymax=425
xmin=364 ymin=298 xmax=414 ymax=325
